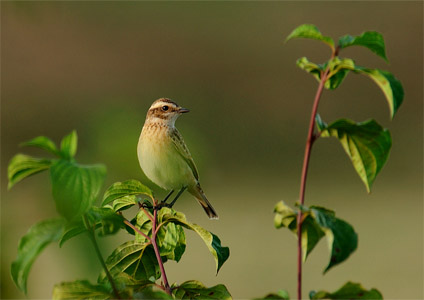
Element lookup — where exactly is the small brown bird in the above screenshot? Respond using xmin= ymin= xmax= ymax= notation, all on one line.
xmin=137 ymin=98 xmax=218 ymax=219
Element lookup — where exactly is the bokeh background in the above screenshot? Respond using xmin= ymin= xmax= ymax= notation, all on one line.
xmin=1 ymin=2 xmax=422 ymax=299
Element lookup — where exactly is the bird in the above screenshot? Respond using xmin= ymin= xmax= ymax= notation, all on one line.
xmin=137 ymin=98 xmax=218 ymax=219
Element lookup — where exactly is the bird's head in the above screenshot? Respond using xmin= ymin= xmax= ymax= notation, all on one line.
xmin=146 ymin=98 xmax=189 ymax=126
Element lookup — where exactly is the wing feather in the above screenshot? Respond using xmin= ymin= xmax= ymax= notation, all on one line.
xmin=171 ymin=128 xmax=199 ymax=180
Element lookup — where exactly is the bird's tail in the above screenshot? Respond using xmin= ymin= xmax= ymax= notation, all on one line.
xmin=188 ymin=184 xmax=218 ymax=220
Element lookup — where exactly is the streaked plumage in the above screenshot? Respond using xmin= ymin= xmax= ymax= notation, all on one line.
xmin=137 ymin=98 xmax=218 ymax=219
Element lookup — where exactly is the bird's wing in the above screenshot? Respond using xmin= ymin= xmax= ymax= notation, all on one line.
xmin=171 ymin=128 xmax=199 ymax=180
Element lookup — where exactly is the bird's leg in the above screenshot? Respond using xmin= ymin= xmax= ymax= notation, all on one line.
xmin=155 ymin=187 xmax=186 ymax=210
xmin=162 ymin=190 xmax=175 ymax=204
xmin=167 ymin=186 xmax=187 ymax=208
xmin=154 ymin=190 xmax=175 ymax=210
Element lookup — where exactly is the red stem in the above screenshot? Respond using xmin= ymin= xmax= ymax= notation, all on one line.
xmin=123 ymin=219 xmax=152 ymax=243
xmin=151 ymin=206 xmax=172 ymax=295
xmin=124 ymin=198 xmax=172 ymax=295
xmin=139 ymin=202 xmax=154 ymax=223
xmin=296 ymin=49 xmax=336 ymax=299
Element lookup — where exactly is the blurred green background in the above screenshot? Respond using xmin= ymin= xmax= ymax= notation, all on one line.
xmin=1 ymin=2 xmax=422 ymax=299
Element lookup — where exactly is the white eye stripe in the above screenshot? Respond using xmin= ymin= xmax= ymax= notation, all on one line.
xmin=149 ymin=101 xmax=178 ymax=111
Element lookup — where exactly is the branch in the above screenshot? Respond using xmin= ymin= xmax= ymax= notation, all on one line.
xmin=83 ymin=215 xmax=121 ymax=299
xmin=138 ymin=201 xmax=154 ymax=223
xmin=123 ymin=219 xmax=152 ymax=243
xmin=296 ymin=47 xmax=338 ymax=300
xmin=150 ymin=208 xmax=172 ymax=295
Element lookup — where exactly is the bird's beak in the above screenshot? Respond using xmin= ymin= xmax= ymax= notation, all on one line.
xmin=178 ymin=107 xmax=190 ymax=114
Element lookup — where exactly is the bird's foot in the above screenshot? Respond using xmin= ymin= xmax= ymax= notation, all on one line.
xmin=154 ymin=201 xmax=173 ymax=210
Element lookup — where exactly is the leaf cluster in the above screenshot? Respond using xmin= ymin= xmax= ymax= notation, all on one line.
xmin=255 ymin=282 xmax=382 ymax=300
xmin=286 ymin=24 xmax=403 ymax=192
xmin=274 ymin=201 xmax=357 ymax=273
xmin=8 ymin=132 xmax=231 ymax=299
xmin=267 ymin=23 xmax=405 ymax=299
xmin=8 ymin=24 xmax=404 ymax=300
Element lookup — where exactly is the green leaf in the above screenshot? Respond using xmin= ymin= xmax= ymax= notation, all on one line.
xmin=135 ymin=208 xmax=186 ymax=262
xmin=86 ymin=206 xmax=124 ymax=236
xmin=310 ymin=206 xmax=358 ymax=273
xmin=112 ymin=195 xmax=138 ymax=212
xmin=50 ymin=160 xmax=106 ymax=221
xmin=354 ymin=67 xmax=404 ymax=118
xmin=286 ymin=24 xmax=334 ymax=50
xmin=8 ymin=154 xmax=51 ymax=189
xmin=296 ymin=56 xmax=403 ymax=116
xmin=59 ymin=207 xmax=122 ymax=246
xmin=53 ymin=280 xmax=112 ymax=300
xmin=325 ymin=57 xmax=355 ymax=90
xmin=338 ymin=31 xmax=388 ymax=62
xmin=327 ymin=68 xmax=350 ymax=90
xmin=172 ymin=280 xmax=232 ymax=300
xmin=109 ymin=273 xmax=169 ymax=298
xmin=60 ymin=130 xmax=78 ymax=160
xmin=254 ymin=290 xmax=290 ymax=300
xmin=102 ymin=179 xmax=153 ymax=206
xmin=135 ymin=209 xmax=153 ymax=242
xmin=316 ymin=117 xmax=392 ymax=192
xmin=274 ymin=201 xmax=297 ymax=230
xmin=297 ymin=57 xmax=355 ymax=90
xmin=310 ymin=281 xmax=383 ymax=299
xmin=296 ymin=57 xmax=323 ymax=83
xmin=59 ymin=220 xmax=87 ymax=247
xmin=274 ymin=201 xmax=324 ymax=262
xmin=99 ymin=241 xmax=160 ymax=283
xmin=160 ymin=208 xmax=230 ymax=273
xmin=133 ymin=285 xmax=173 ymax=299
xmin=301 ymin=215 xmax=326 ymax=263
xmin=11 ymin=218 xmax=66 ymax=294
xmin=275 ymin=202 xmax=357 ymax=272
xmin=156 ymin=221 xmax=186 ymax=262
xmin=21 ymin=136 xmax=59 ymax=156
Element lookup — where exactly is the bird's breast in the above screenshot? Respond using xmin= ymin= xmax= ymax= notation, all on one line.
xmin=137 ymin=125 xmax=195 ymax=190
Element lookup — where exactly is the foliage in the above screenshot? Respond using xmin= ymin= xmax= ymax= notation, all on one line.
xmin=8 ymin=23 xmax=403 ymax=300
xmin=11 ymin=218 xmax=66 ymax=294
xmin=310 ymin=282 xmax=383 ymax=299
xmin=271 ymin=24 xmax=403 ymax=299
xmin=254 ymin=290 xmax=290 ymax=300
xmin=316 ymin=115 xmax=392 ymax=192
xmin=274 ymin=201 xmax=358 ymax=272
xmin=132 ymin=205 xmax=229 ymax=272
xmin=291 ymin=26 xmax=403 ymax=119
xmin=172 ymin=280 xmax=232 ymax=300
xmin=8 ymin=131 xmax=230 ymax=299
xmin=53 ymin=280 xmax=113 ymax=300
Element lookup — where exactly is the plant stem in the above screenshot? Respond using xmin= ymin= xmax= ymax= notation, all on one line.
xmin=150 ymin=207 xmax=172 ymax=295
xmin=296 ymin=61 xmax=334 ymax=300
xmin=138 ymin=202 xmax=154 ymax=223
xmin=83 ymin=215 xmax=120 ymax=299
xmin=123 ymin=219 xmax=152 ymax=242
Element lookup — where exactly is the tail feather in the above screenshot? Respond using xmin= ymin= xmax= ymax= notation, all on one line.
xmin=188 ymin=184 xmax=218 ymax=219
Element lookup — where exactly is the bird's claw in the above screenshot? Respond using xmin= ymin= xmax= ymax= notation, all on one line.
xmin=154 ymin=202 xmax=173 ymax=210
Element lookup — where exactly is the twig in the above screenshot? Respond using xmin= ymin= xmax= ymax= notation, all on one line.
xmin=296 ymin=47 xmax=338 ymax=300
xmin=138 ymin=201 xmax=154 ymax=223
xmin=83 ymin=215 xmax=121 ymax=299
xmin=150 ymin=208 xmax=172 ymax=295
xmin=123 ymin=219 xmax=152 ymax=243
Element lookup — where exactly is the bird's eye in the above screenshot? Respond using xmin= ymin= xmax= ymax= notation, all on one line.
xmin=162 ymin=106 xmax=169 ymax=111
